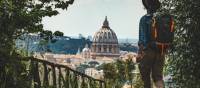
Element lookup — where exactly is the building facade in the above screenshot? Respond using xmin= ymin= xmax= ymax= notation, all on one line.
xmin=81 ymin=44 xmax=91 ymax=59
xmin=91 ymin=17 xmax=120 ymax=59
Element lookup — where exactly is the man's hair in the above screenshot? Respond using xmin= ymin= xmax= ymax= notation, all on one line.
xmin=142 ymin=0 xmax=161 ymax=13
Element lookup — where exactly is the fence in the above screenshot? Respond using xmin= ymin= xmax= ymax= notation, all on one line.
xmin=22 ymin=57 xmax=106 ymax=88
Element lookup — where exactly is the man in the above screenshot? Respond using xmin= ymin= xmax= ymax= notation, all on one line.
xmin=137 ymin=0 xmax=165 ymax=88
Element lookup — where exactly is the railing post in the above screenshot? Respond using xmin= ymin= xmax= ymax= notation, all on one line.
xmin=43 ymin=63 xmax=49 ymax=87
xmin=99 ymin=81 xmax=103 ymax=88
xmin=58 ymin=67 xmax=62 ymax=88
xmin=81 ymin=76 xmax=86 ymax=88
xmin=73 ymin=74 xmax=78 ymax=88
xmin=65 ymin=68 xmax=70 ymax=88
xmin=51 ymin=64 xmax=57 ymax=88
xmin=71 ymin=72 xmax=76 ymax=88
xmin=89 ymin=79 xmax=92 ymax=88
xmin=31 ymin=59 xmax=41 ymax=88
xmin=104 ymin=81 xmax=107 ymax=88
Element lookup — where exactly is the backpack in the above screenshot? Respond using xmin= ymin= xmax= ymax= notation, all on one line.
xmin=151 ymin=14 xmax=175 ymax=54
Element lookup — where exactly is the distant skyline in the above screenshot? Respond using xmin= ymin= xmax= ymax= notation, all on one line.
xmin=42 ymin=0 xmax=146 ymax=39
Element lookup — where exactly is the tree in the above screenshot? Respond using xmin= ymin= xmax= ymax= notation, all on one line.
xmin=38 ymin=30 xmax=64 ymax=53
xmin=38 ymin=30 xmax=53 ymax=53
xmin=0 ymin=0 xmax=74 ymax=87
xmin=159 ymin=0 xmax=200 ymax=87
xmin=53 ymin=30 xmax=64 ymax=37
xmin=102 ymin=63 xmax=119 ymax=87
xmin=97 ymin=59 xmax=136 ymax=88
xmin=76 ymin=64 xmax=90 ymax=73
xmin=40 ymin=30 xmax=53 ymax=40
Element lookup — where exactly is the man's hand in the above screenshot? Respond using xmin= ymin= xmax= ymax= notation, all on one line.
xmin=136 ymin=51 xmax=145 ymax=63
xmin=136 ymin=44 xmax=145 ymax=63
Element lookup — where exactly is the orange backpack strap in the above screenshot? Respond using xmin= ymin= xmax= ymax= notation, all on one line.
xmin=156 ymin=42 xmax=170 ymax=55
xmin=170 ymin=17 xmax=175 ymax=32
xmin=152 ymin=17 xmax=157 ymax=39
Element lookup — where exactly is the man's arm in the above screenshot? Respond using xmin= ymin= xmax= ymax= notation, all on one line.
xmin=137 ymin=16 xmax=146 ymax=62
xmin=138 ymin=19 xmax=144 ymax=46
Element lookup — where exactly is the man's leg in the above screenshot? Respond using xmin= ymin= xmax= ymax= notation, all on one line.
xmin=139 ymin=49 xmax=155 ymax=88
xmin=152 ymin=52 xmax=165 ymax=88
xmin=139 ymin=64 xmax=151 ymax=88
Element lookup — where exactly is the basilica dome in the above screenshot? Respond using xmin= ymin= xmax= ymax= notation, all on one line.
xmin=91 ymin=17 xmax=120 ymax=58
xmin=93 ymin=19 xmax=118 ymax=44
xmin=81 ymin=44 xmax=91 ymax=59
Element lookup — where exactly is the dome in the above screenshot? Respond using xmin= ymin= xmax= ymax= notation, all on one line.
xmin=91 ymin=16 xmax=120 ymax=58
xmin=81 ymin=44 xmax=91 ymax=59
xmin=82 ymin=47 xmax=90 ymax=52
xmin=93 ymin=17 xmax=118 ymax=44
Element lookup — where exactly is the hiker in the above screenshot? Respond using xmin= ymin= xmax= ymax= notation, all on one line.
xmin=137 ymin=0 xmax=174 ymax=88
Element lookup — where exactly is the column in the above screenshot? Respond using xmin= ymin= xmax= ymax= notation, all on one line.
xmin=107 ymin=45 xmax=109 ymax=53
xmin=112 ymin=45 xmax=114 ymax=54
xmin=101 ymin=45 xmax=104 ymax=53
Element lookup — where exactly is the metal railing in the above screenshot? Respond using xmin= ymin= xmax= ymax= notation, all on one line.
xmin=22 ymin=57 xmax=106 ymax=88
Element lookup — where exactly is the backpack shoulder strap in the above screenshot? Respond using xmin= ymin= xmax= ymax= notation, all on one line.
xmin=152 ymin=17 xmax=157 ymax=39
xmin=170 ymin=17 xmax=175 ymax=32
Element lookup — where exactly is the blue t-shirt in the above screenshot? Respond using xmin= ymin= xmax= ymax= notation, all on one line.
xmin=138 ymin=14 xmax=156 ymax=49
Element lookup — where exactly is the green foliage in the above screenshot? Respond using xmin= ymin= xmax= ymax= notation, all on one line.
xmin=98 ymin=59 xmax=136 ymax=87
xmin=54 ymin=30 xmax=64 ymax=37
xmin=38 ymin=30 xmax=53 ymax=53
xmin=0 ymin=0 xmax=74 ymax=87
xmin=159 ymin=0 xmax=200 ymax=87
xmin=133 ymin=74 xmax=144 ymax=88
xmin=76 ymin=64 xmax=90 ymax=73
xmin=38 ymin=30 xmax=64 ymax=52
xmin=40 ymin=30 xmax=53 ymax=40
xmin=0 ymin=52 xmax=31 ymax=88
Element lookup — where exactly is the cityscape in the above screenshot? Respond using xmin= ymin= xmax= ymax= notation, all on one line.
xmin=1 ymin=0 xmax=199 ymax=88
xmin=15 ymin=17 xmax=139 ymax=80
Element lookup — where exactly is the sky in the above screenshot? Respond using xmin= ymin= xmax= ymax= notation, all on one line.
xmin=42 ymin=0 xmax=146 ymax=39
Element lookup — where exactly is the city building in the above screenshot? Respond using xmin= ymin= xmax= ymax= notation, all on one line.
xmin=85 ymin=68 xmax=104 ymax=80
xmin=91 ymin=17 xmax=120 ymax=59
xmin=81 ymin=44 xmax=91 ymax=59
xmin=49 ymin=36 xmax=91 ymax=54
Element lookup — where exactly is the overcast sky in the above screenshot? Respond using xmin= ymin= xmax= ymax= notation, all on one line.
xmin=42 ymin=0 xmax=146 ymax=39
